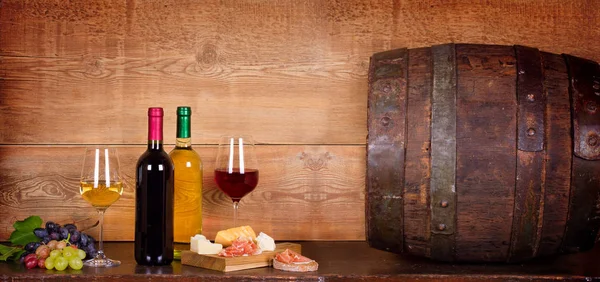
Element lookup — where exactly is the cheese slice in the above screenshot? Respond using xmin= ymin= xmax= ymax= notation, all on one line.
xmin=214 ymin=226 xmax=257 ymax=247
xmin=190 ymin=235 xmax=207 ymax=253
xmin=196 ymin=240 xmax=223 ymax=255
xmin=256 ymin=232 xmax=276 ymax=251
xmin=190 ymin=234 xmax=223 ymax=255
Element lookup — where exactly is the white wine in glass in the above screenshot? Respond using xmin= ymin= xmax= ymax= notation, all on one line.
xmin=80 ymin=147 xmax=123 ymax=267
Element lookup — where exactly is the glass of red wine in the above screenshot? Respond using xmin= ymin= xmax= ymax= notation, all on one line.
xmin=214 ymin=135 xmax=259 ymax=227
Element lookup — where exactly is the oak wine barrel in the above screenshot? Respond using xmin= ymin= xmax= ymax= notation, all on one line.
xmin=366 ymin=44 xmax=600 ymax=262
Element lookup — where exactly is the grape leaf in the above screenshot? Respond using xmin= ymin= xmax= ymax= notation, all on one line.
xmin=0 ymin=244 xmax=13 ymax=253
xmin=12 ymin=216 xmax=42 ymax=232
xmin=0 ymin=244 xmax=21 ymax=262
xmin=9 ymin=230 xmax=40 ymax=246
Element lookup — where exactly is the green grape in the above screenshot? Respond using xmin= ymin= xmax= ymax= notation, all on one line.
xmin=69 ymin=257 xmax=83 ymax=270
xmin=62 ymin=248 xmax=75 ymax=259
xmin=54 ymin=256 xmax=69 ymax=271
xmin=49 ymin=249 xmax=61 ymax=259
xmin=77 ymin=249 xmax=86 ymax=260
xmin=62 ymin=246 xmax=74 ymax=253
xmin=44 ymin=257 xmax=55 ymax=270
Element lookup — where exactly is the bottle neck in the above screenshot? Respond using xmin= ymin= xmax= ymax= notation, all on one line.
xmin=148 ymin=140 xmax=164 ymax=150
xmin=148 ymin=112 xmax=164 ymax=150
xmin=175 ymin=137 xmax=192 ymax=148
xmin=176 ymin=114 xmax=192 ymax=148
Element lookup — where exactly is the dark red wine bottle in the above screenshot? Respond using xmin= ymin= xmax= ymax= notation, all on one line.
xmin=135 ymin=107 xmax=174 ymax=265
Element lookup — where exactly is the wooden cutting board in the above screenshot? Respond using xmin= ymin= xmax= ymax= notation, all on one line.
xmin=181 ymin=242 xmax=301 ymax=272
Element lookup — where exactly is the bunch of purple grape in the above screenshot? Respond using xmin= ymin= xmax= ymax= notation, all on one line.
xmin=27 ymin=221 xmax=97 ymax=260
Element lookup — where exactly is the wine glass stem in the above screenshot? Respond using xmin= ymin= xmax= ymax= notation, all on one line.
xmin=98 ymin=209 xmax=105 ymax=255
xmin=233 ymin=201 xmax=239 ymax=227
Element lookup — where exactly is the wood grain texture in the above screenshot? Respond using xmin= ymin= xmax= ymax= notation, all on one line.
xmin=2 ymin=0 xmax=599 ymax=61
xmin=0 ymin=55 xmax=367 ymax=145
xmin=508 ymin=46 xmax=546 ymax=262
xmin=0 ymin=145 xmax=365 ymax=241
xmin=455 ymin=44 xmax=517 ymax=261
xmin=1 ymin=0 xmax=600 ymax=144
xmin=510 ymin=150 xmax=545 ymax=262
xmin=1 ymin=0 xmax=600 ymax=246
xmin=538 ymin=52 xmax=572 ymax=257
xmin=402 ymin=47 xmax=432 ymax=258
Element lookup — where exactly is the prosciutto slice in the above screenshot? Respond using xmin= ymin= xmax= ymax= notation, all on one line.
xmin=274 ymin=249 xmax=312 ymax=264
xmin=218 ymin=236 xmax=261 ymax=257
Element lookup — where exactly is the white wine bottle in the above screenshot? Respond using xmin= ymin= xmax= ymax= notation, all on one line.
xmin=169 ymin=106 xmax=203 ymax=244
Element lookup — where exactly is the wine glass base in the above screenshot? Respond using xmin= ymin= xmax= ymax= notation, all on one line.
xmin=84 ymin=257 xmax=121 ymax=267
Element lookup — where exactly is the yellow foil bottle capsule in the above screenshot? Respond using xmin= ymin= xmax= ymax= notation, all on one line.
xmin=169 ymin=106 xmax=203 ymax=245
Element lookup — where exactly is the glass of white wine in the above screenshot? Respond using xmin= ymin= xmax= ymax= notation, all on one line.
xmin=80 ymin=147 xmax=123 ymax=267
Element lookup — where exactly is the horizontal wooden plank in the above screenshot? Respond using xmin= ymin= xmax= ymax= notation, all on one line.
xmin=0 ymin=55 xmax=367 ymax=145
xmin=0 ymin=145 xmax=365 ymax=241
xmin=1 ymin=0 xmax=599 ymax=145
xmin=1 ymin=0 xmax=599 ymax=62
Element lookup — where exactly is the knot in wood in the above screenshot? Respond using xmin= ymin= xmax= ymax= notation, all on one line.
xmin=196 ymin=43 xmax=218 ymax=66
xmin=83 ymin=57 xmax=105 ymax=76
xmin=300 ymin=152 xmax=332 ymax=171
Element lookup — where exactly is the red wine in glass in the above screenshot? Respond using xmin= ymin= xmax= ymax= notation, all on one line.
xmin=214 ymin=168 xmax=259 ymax=202
xmin=214 ymin=135 xmax=259 ymax=227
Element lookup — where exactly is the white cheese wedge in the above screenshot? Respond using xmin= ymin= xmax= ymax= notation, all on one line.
xmin=196 ymin=240 xmax=223 ymax=255
xmin=190 ymin=234 xmax=223 ymax=255
xmin=256 ymin=232 xmax=276 ymax=251
xmin=190 ymin=234 xmax=207 ymax=253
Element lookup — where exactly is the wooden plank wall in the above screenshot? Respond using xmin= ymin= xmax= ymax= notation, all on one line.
xmin=1 ymin=0 xmax=599 ymax=241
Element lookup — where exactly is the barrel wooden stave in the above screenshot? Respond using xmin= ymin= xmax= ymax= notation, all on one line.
xmin=366 ymin=44 xmax=600 ymax=262
xmin=538 ymin=52 xmax=572 ymax=257
xmin=403 ymin=47 xmax=433 ymax=258
xmin=454 ymin=45 xmax=518 ymax=262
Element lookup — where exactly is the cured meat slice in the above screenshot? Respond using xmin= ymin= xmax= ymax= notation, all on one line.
xmin=273 ymin=249 xmax=318 ymax=272
xmin=218 ymin=236 xmax=261 ymax=257
xmin=274 ymin=249 xmax=312 ymax=263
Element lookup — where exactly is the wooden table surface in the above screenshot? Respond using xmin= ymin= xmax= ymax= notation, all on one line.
xmin=1 ymin=241 xmax=599 ymax=281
